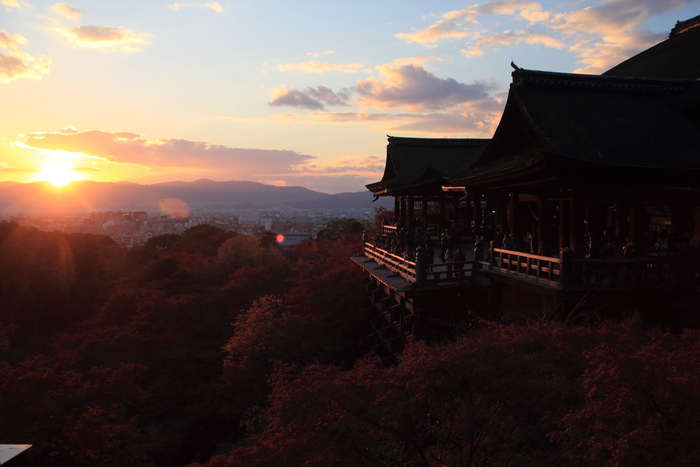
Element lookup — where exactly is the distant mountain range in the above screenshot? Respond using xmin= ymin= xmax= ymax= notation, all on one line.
xmin=0 ymin=179 xmax=394 ymax=212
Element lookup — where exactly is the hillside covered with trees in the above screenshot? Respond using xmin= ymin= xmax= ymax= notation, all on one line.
xmin=0 ymin=217 xmax=699 ymax=466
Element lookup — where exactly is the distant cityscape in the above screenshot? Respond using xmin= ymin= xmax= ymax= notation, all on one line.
xmin=2 ymin=205 xmax=378 ymax=249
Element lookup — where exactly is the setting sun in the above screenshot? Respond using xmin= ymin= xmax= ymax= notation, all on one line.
xmin=39 ymin=163 xmax=82 ymax=187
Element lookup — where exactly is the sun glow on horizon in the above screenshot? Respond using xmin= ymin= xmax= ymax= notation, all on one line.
xmin=38 ymin=162 xmax=83 ymax=187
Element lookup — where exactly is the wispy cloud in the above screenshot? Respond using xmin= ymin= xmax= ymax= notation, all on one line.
xmin=50 ymin=3 xmax=85 ymax=21
xmin=268 ymin=85 xmax=352 ymax=110
xmin=168 ymin=2 xmax=224 ymax=13
xmin=307 ymin=50 xmax=334 ymax=58
xmin=396 ymin=0 xmax=694 ymax=73
xmin=0 ymin=31 xmax=51 ymax=83
xmin=55 ymin=25 xmax=151 ymax=53
xmin=0 ymin=166 xmax=38 ymax=173
xmin=276 ymin=61 xmax=364 ymax=73
xmin=1 ymin=0 xmax=19 ymax=8
xmin=459 ymin=27 xmax=564 ymax=58
xmin=275 ymin=94 xmax=505 ymax=136
xmin=444 ymin=1 xmax=542 ymax=22
xmin=395 ymin=20 xmax=468 ymax=45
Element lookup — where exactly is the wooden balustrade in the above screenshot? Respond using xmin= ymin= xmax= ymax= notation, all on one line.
xmin=382 ymin=225 xmax=398 ymax=235
xmin=489 ymin=248 xmax=562 ymax=287
xmin=363 ymin=241 xmax=676 ymax=291
xmin=363 ymin=242 xmax=475 ymax=287
xmin=487 ymin=247 xmax=675 ymax=290
xmin=364 ymin=243 xmax=417 ymax=283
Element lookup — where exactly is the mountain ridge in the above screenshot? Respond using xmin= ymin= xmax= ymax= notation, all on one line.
xmin=0 ymin=179 xmax=392 ymax=211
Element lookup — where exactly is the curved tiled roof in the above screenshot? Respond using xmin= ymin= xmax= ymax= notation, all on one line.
xmin=367 ymin=136 xmax=489 ymax=195
xmin=512 ymin=70 xmax=700 ymax=170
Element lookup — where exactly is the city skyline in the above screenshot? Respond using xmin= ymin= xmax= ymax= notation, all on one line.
xmin=1 ymin=0 xmax=698 ymax=193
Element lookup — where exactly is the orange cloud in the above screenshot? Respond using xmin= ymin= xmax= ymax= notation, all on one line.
xmin=21 ymin=129 xmax=315 ymax=179
xmin=276 ymin=61 xmax=364 ymax=73
xmin=547 ymin=0 xmax=688 ymax=72
xmin=50 ymin=3 xmax=84 ymax=21
xmin=55 ymin=25 xmax=151 ymax=53
xmin=0 ymin=31 xmax=51 ymax=83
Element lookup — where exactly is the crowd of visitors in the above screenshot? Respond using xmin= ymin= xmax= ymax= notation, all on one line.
xmin=367 ymin=227 xmax=468 ymax=278
xmin=474 ymin=225 xmax=675 ymax=261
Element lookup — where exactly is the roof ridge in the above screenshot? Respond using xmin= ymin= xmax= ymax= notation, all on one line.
xmin=513 ymin=68 xmax=696 ymax=93
xmin=387 ymin=136 xmax=490 ymax=147
xmin=670 ymin=14 xmax=700 ymax=38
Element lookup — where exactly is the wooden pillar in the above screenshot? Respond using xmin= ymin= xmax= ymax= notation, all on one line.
xmin=485 ymin=193 xmax=491 ymax=234
xmin=473 ymin=193 xmax=481 ymax=235
xmin=537 ymin=197 xmax=544 ymax=252
xmin=628 ymin=206 xmax=636 ymax=241
xmin=454 ymin=195 xmax=462 ymax=232
xmin=558 ymin=199 xmax=568 ymax=249
xmin=569 ymin=198 xmax=580 ymax=254
xmin=461 ymin=194 xmax=470 ymax=235
xmin=508 ymin=192 xmax=516 ymax=237
xmin=394 ymin=197 xmax=399 ymax=223
xmin=540 ymin=199 xmax=557 ymax=255
xmin=422 ymin=196 xmax=428 ymax=232
xmin=408 ymin=194 xmax=415 ymax=231
xmin=438 ymin=191 xmax=446 ymax=232
xmin=400 ymin=196 xmax=407 ymax=227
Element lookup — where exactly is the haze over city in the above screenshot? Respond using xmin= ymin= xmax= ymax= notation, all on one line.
xmin=2 ymin=0 xmax=698 ymax=194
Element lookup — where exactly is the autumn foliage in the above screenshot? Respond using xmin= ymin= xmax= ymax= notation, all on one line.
xmin=201 ymin=321 xmax=700 ymax=467
xmin=1 ymin=218 xmax=700 ymax=467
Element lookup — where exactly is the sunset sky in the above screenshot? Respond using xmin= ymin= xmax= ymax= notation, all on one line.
xmin=1 ymin=0 xmax=698 ymax=193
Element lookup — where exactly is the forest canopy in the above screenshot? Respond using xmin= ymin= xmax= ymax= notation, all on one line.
xmin=1 ymin=218 xmax=699 ymax=467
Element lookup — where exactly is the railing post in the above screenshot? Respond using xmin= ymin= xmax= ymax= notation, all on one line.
xmin=415 ymin=246 xmax=426 ymax=287
xmin=559 ymin=249 xmax=567 ymax=288
xmin=361 ymin=230 xmax=368 ymax=256
xmin=489 ymin=241 xmax=495 ymax=269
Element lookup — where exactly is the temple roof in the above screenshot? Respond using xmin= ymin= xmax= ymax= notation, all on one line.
xmin=604 ymin=14 xmax=700 ymax=79
xmin=367 ymin=136 xmax=489 ymax=195
xmin=454 ymin=68 xmax=700 ymax=186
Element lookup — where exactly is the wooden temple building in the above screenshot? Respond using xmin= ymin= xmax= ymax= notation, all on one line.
xmin=366 ymin=136 xmax=490 ymax=234
xmin=353 ymin=16 xmax=700 ymax=362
